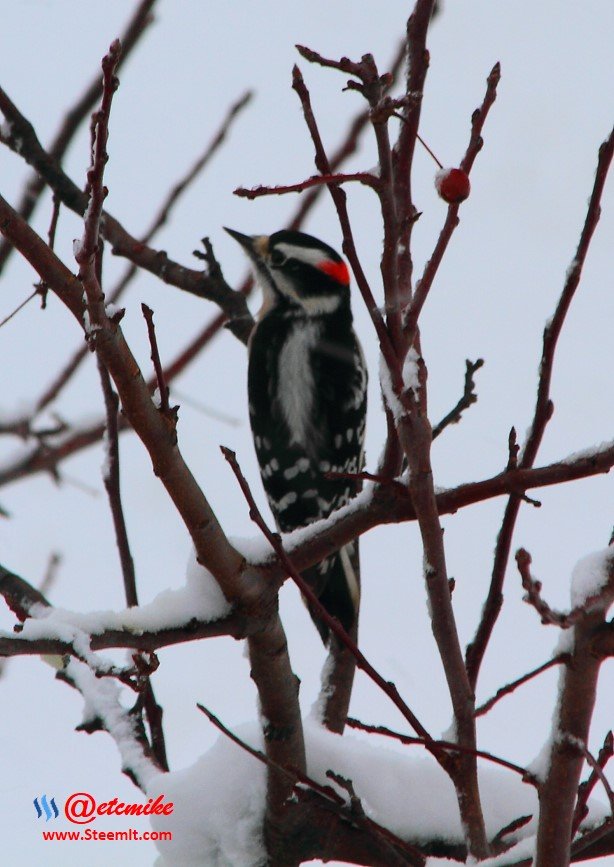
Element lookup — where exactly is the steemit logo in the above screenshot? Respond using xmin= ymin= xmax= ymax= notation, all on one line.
xmin=33 ymin=795 xmax=59 ymax=821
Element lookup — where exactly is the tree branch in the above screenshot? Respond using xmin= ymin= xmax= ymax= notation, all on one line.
xmin=465 ymin=126 xmax=614 ymax=691
xmin=572 ymin=731 xmax=614 ymax=837
xmin=346 ymin=717 xmax=536 ymax=784
xmin=235 ymin=170 xmax=379 ymax=199
xmin=392 ymin=0 xmax=436 ymax=314
xmin=531 ymin=545 xmax=614 ymax=865
xmin=291 ymin=64 xmax=400 ymax=383
xmin=0 ymin=0 xmax=157 ymax=275
xmin=432 ymin=358 xmax=484 ymax=440
xmin=403 ymin=62 xmax=501 ymax=346
xmin=0 ymin=83 xmax=252 ymax=336
xmin=396 ymin=395 xmax=490 ymax=857
xmin=141 ymin=304 xmax=171 ymax=416
xmin=516 ymin=547 xmax=614 ymax=629
xmin=97 ymin=359 xmax=138 ymax=607
xmin=12 ymin=94 xmax=253 ymax=427
xmin=474 ymin=653 xmax=569 ymax=718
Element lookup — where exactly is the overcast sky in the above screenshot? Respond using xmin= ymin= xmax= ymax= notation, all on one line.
xmin=1 ymin=2 xmax=613 ymax=865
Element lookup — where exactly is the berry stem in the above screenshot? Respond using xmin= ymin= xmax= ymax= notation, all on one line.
xmin=416 ymin=132 xmax=443 ymax=169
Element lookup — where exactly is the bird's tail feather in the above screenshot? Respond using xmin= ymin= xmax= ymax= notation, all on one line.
xmin=305 ymin=542 xmax=360 ymax=645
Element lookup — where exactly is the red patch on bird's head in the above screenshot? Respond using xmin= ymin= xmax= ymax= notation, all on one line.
xmin=317 ymin=258 xmax=350 ymax=285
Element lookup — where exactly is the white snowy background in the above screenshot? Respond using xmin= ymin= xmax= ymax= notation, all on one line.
xmin=0 ymin=1 xmax=612 ymax=865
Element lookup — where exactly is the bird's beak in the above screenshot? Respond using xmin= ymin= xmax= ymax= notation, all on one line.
xmin=224 ymin=227 xmax=269 ymax=261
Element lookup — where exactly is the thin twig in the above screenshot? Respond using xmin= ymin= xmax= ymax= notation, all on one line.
xmin=235 ymin=171 xmax=378 ymax=199
xmin=474 ymin=654 xmax=569 ymax=718
xmin=490 ymin=814 xmax=533 ymax=852
xmin=432 ymin=358 xmax=484 ymax=440
xmin=0 ymin=289 xmax=38 ymax=330
xmin=522 ymin=127 xmax=614 ymax=470
xmin=345 ymin=717 xmax=536 ymax=783
xmin=154 ymin=89 xmax=252 ymax=227
xmin=97 ymin=359 xmax=138 ymax=607
xmin=197 ymin=703 xmax=342 ymax=805
xmin=324 ymin=770 xmax=426 ymax=866
xmin=572 ymin=731 xmax=614 ymax=837
xmin=415 ymin=132 xmax=443 ymax=169
xmin=169 ymin=387 xmax=240 ymax=427
xmin=288 ymin=37 xmax=407 ymax=232
xmin=74 ymin=40 xmax=121 ymax=270
xmin=580 ymin=741 xmax=614 ymax=817
xmin=47 ymin=194 xmax=61 ymax=250
xmin=325 ymin=469 xmax=403 ymax=487
xmin=141 ymin=304 xmax=170 ymax=416
xmin=0 ymin=81 xmax=253 ymax=335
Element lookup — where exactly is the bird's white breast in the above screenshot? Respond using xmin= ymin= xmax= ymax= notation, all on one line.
xmin=277 ymin=320 xmax=320 ymax=449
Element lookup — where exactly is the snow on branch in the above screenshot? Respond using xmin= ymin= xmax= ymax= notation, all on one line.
xmin=67 ymin=659 xmax=163 ymax=791
xmin=522 ymin=543 xmax=614 ymax=863
xmin=516 ymin=546 xmax=614 ymax=628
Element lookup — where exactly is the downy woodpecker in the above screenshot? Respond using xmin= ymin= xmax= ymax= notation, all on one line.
xmin=226 ymin=228 xmax=367 ymax=644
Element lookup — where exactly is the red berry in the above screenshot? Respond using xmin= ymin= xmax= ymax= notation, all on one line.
xmin=435 ymin=167 xmax=471 ymax=204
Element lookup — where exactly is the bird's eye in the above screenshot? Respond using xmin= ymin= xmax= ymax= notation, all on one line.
xmin=269 ymin=249 xmax=287 ymax=267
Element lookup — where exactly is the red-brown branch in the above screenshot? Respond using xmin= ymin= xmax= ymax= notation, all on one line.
xmin=141 ymin=304 xmax=170 ymax=416
xmin=474 ymin=653 xmax=569 ymax=718
xmin=26 ymin=92 xmax=252 ymax=424
xmin=346 ymin=717 xmax=536 ymax=783
xmin=466 ymin=126 xmax=614 ymax=691
xmin=198 ymin=703 xmax=342 ymax=804
xmin=580 ymin=742 xmax=614 ymax=817
xmin=403 ymin=62 xmax=501 ymax=346
xmin=523 ymin=127 xmax=614 ymax=471
xmin=392 ymin=0 xmax=436 ymax=316
xmin=291 ymin=64 xmax=401 ymax=388
xmin=516 ymin=548 xmax=614 ymax=629
xmin=572 ymin=731 xmax=614 ymax=837
xmin=235 ymin=171 xmax=378 ymax=200
xmin=97 ymin=360 xmax=138 ymax=607
xmin=432 ymin=358 xmax=484 ymax=440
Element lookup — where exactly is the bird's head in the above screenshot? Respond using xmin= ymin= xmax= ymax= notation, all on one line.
xmin=225 ymin=228 xmax=351 ymax=318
